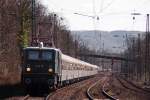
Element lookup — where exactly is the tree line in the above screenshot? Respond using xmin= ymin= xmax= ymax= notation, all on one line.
xmin=121 ymin=31 xmax=150 ymax=84
xmin=0 ymin=0 xmax=98 ymax=84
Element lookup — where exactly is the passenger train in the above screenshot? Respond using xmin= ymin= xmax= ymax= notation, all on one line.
xmin=21 ymin=43 xmax=99 ymax=93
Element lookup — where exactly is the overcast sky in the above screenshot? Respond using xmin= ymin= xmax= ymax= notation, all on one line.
xmin=41 ymin=0 xmax=150 ymax=31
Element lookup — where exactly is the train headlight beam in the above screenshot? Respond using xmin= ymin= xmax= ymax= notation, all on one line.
xmin=26 ymin=67 xmax=31 ymax=72
xmin=48 ymin=68 xmax=53 ymax=72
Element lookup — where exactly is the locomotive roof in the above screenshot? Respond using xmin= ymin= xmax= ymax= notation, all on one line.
xmin=24 ymin=47 xmax=60 ymax=51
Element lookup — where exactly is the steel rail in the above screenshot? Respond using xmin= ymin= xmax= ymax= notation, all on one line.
xmin=102 ymin=82 xmax=118 ymax=100
xmin=86 ymin=80 xmax=99 ymax=100
xmin=22 ymin=94 xmax=30 ymax=100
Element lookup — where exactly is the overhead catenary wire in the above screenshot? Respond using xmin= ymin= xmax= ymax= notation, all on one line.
xmin=100 ymin=0 xmax=104 ymax=13
xmin=133 ymin=0 xmax=150 ymax=12
xmin=92 ymin=0 xmax=97 ymax=31
xmin=98 ymin=0 xmax=116 ymax=14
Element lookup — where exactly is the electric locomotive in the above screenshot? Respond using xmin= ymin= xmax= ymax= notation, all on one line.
xmin=21 ymin=43 xmax=61 ymax=93
xmin=21 ymin=43 xmax=98 ymax=93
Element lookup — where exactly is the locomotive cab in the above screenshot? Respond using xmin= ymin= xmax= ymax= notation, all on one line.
xmin=21 ymin=46 xmax=61 ymax=91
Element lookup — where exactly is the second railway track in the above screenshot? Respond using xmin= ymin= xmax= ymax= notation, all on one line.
xmin=86 ymin=74 xmax=116 ymax=100
xmin=116 ymin=76 xmax=150 ymax=94
xmin=104 ymin=75 xmax=150 ymax=100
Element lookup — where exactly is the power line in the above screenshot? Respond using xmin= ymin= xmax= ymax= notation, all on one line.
xmin=74 ymin=13 xmax=95 ymax=19
xmin=134 ymin=0 xmax=150 ymax=11
xmin=92 ymin=0 xmax=96 ymax=16
xmin=100 ymin=0 xmax=104 ymax=13
xmin=98 ymin=0 xmax=116 ymax=14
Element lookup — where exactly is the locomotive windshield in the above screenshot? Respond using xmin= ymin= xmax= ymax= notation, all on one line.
xmin=41 ymin=51 xmax=53 ymax=60
xmin=27 ymin=50 xmax=53 ymax=61
xmin=28 ymin=51 xmax=39 ymax=60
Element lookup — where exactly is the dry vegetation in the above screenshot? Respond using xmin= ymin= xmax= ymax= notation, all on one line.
xmin=0 ymin=0 xmax=99 ymax=85
xmin=121 ymin=31 xmax=150 ymax=86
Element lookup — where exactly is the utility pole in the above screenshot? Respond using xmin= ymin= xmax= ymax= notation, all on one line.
xmin=146 ymin=14 xmax=150 ymax=82
xmin=0 ymin=0 xmax=3 ymax=50
xmin=137 ymin=34 xmax=141 ymax=81
xmin=111 ymin=58 xmax=114 ymax=74
xmin=67 ymin=32 xmax=70 ymax=55
xmin=102 ymin=41 xmax=104 ymax=71
xmin=74 ymin=39 xmax=78 ymax=58
xmin=145 ymin=14 xmax=149 ymax=82
xmin=53 ymin=14 xmax=57 ymax=48
xmin=147 ymin=14 xmax=150 ymax=82
xmin=132 ymin=38 xmax=135 ymax=80
xmin=31 ymin=0 xmax=37 ymax=46
xmin=125 ymin=34 xmax=129 ymax=79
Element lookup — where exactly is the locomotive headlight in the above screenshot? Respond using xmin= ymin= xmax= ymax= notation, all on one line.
xmin=26 ymin=67 xmax=31 ymax=72
xmin=48 ymin=68 xmax=53 ymax=72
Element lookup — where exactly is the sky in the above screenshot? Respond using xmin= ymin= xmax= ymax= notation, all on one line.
xmin=41 ymin=0 xmax=150 ymax=31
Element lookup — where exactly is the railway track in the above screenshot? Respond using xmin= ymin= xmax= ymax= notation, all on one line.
xmin=86 ymin=79 xmax=102 ymax=100
xmin=48 ymin=76 xmax=99 ymax=100
xmin=19 ymin=74 xmax=150 ymax=100
xmin=105 ymin=76 xmax=150 ymax=100
xmin=86 ymin=75 xmax=117 ymax=100
xmin=7 ymin=95 xmax=30 ymax=100
xmin=121 ymin=77 xmax=150 ymax=92
xmin=87 ymin=75 xmax=150 ymax=100
xmin=6 ymin=73 xmax=109 ymax=100
xmin=7 ymin=93 xmax=52 ymax=100
xmin=46 ymin=73 xmax=109 ymax=100
xmin=102 ymin=82 xmax=118 ymax=100
xmin=22 ymin=94 xmax=30 ymax=100
xmin=7 ymin=78 xmax=97 ymax=100
xmin=117 ymin=76 xmax=150 ymax=94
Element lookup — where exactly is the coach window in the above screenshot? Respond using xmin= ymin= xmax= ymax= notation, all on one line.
xmin=77 ymin=65 xmax=79 ymax=70
xmin=73 ymin=64 xmax=74 ymax=69
xmin=81 ymin=66 xmax=83 ymax=70
xmin=80 ymin=65 xmax=82 ymax=70
xmin=88 ymin=67 xmax=90 ymax=71
xmin=86 ymin=67 xmax=88 ymax=71
xmin=83 ymin=66 xmax=85 ymax=70
xmin=82 ymin=65 xmax=84 ymax=70
xmin=64 ymin=62 xmax=67 ymax=69
xmin=66 ymin=64 xmax=68 ymax=70
xmin=73 ymin=64 xmax=75 ymax=70
xmin=62 ymin=62 xmax=64 ymax=68
xmin=69 ymin=64 xmax=71 ymax=70
xmin=91 ymin=67 xmax=93 ymax=71
xmin=75 ymin=65 xmax=77 ymax=70
xmin=85 ymin=67 xmax=87 ymax=70
xmin=62 ymin=61 xmax=64 ymax=69
xmin=75 ymin=66 xmax=77 ymax=70
xmin=87 ymin=67 xmax=90 ymax=71
xmin=68 ymin=63 xmax=70 ymax=70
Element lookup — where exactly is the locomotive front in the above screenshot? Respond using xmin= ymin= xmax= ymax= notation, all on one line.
xmin=21 ymin=47 xmax=60 ymax=92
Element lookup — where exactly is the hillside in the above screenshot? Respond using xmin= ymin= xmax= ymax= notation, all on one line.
xmin=71 ymin=30 xmax=142 ymax=53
